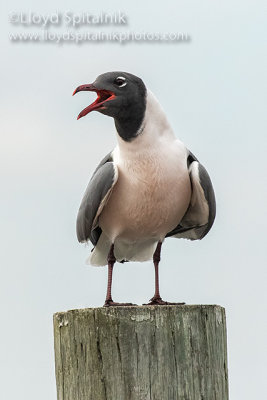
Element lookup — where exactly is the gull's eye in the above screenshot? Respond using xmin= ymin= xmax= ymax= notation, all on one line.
xmin=114 ymin=76 xmax=127 ymax=87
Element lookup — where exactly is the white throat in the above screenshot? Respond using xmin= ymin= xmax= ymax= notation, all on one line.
xmin=115 ymin=90 xmax=176 ymax=155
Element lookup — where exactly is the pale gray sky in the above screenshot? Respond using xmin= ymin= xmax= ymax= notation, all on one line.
xmin=1 ymin=1 xmax=266 ymax=399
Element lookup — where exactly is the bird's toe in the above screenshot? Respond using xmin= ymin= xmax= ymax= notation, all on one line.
xmin=103 ymin=300 xmax=137 ymax=307
xmin=143 ymin=296 xmax=185 ymax=306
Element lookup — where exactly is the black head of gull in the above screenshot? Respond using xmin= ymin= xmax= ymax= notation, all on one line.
xmin=73 ymin=71 xmax=147 ymax=142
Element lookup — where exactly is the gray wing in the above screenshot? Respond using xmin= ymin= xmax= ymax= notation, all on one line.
xmin=166 ymin=151 xmax=216 ymax=240
xmin=76 ymin=151 xmax=118 ymax=245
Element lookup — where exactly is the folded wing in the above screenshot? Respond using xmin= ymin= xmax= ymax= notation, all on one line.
xmin=166 ymin=151 xmax=216 ymax=240
xmin=76 ymin=152 xmax=118 ymax=245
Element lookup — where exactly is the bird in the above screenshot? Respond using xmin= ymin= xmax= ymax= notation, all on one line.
xmin=73 ymin=71 xmax=216 ymax=307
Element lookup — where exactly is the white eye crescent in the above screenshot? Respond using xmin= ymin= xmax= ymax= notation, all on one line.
xmin=114 ymin=76 xmax=127 ymax=87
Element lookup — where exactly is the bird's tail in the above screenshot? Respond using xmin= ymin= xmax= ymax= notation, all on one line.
xmin=87 ymin=232 xmax=111 ymax=266
xmin=87 ymin=233 xmax=157 ymax=266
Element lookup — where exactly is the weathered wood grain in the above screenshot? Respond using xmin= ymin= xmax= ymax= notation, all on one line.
xmin=54 ymin=305 xmax=228 ymax=400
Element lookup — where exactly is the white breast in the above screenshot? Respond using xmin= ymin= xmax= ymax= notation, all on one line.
xmin=99 ymin=90 xmax=191 ymax=243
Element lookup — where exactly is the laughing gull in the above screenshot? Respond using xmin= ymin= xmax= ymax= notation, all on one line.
xmin=73 ymin=71 xmax=216 ymax=307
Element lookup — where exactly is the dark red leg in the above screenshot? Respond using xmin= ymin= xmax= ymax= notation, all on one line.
xmin=144 ymin=242 xmax=185 ymax=306
xmin=103 ymin=244 xmax=137 ymax=307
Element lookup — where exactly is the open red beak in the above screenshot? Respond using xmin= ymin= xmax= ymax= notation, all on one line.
xmin=73 ymin=84 xmax=115 ymax=120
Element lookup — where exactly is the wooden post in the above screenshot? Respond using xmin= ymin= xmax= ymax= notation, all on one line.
xmin=54 ymin=305 xmax=228 ymax=400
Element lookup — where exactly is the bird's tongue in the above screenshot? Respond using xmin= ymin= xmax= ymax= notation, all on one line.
xmin=73 ymin=84 xmax=115 ymax=120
